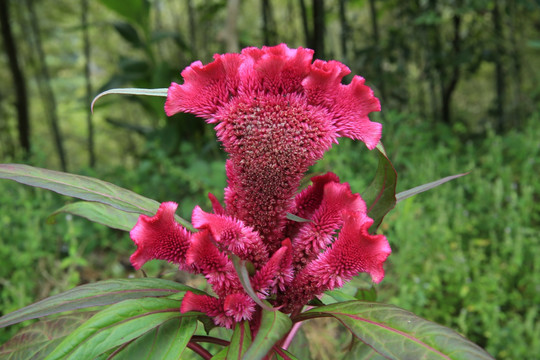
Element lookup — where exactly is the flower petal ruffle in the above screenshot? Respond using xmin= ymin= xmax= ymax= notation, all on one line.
xmin=291 ymin=176 xmax=367 ymax=269
xmin=280 ymin=210 xmax=390 ymax=312
xmin=303 ymin=61 xmax=381 ymax=150
xmin=308 ymin=210 xmax=391 ymax=286
xmin=186 ymin=230 xmax=241 ymax=296
xmin=129 ymin=202 xmax=191 ymax=270
xmin=251 ymin=238 xmax=293 ymax=295
xmin=192 ymin=206 xmax=268 ymax=265
xmin=165 ymin=53 xmax=242 ymax=119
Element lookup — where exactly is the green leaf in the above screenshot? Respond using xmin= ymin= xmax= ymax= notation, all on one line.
xmin=275 ymin=348 xmax=301 ymax=360
xmin=243 ymin=306 xmax=292 ymax=360
xmin=342 ymin=339 xmax=387 ymax=360
xmin=211 ymin=347 xmax=228 ymax=359
xmin=0 ymin=164 xmax=193 ymax=230
xmin=230 ymin=255 xmax=274 ymax=311
xmin=97 ymin=0 xmax=150 ymax=28
xmin=0 ymin=312 xmax=95 ymax=360
xmin=396 ymin=172 xmax=469 ymax=202
xmin=285 ymin=213 xmax=311 ymax=223
xmin=324 ymin=289 xmax=357 ymax=303
xmin=113 ymin=22 xmax=143 ymax=48
xmin=0 ymin=278 xmax=202 ymax=328
xmin=111 ymin=316 xmax=197 ymax=359
xmin=45 ymin=297 xmax=188 ymax=360
xmin=526 ymin=39 xmax=540 ymax=49
xmin=225 ymin=321 xmax=251 ymax=359
xmin=354 ymin=286 xmax=378 ymax=302
xmin=49 ymin=201 xmax=139 ymax=231
xmin=91 ymin=88 xmax=168 ymax=112
xmin=299 ymin=301 xmax=495 ymax=360
xmin=361 ymin=143 xmax=397 ymax=233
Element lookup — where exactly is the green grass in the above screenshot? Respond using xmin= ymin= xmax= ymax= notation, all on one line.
xmin=1 ymin=112 xmax=539 ymax=358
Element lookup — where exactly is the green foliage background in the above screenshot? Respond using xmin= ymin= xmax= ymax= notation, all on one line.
xmin=1 ymin=0 xmax=539 ymax=359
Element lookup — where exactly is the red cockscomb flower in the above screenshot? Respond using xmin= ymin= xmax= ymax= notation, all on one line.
xmin=129 ymin=44 xmax=391 ymax=329
xmin=165 ymin=44 xmax=381 ymax=252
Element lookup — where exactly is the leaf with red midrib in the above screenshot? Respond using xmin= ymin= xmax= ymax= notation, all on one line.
xmin=0 ymin=164 xmax=193 ymax=231
xmin=0 ymin=278 xmax=203 ymax=328
xmin=0 ymin=312 xmax=95 ymax=360
xmin=297 ymin=301 xmax=494 ymax=360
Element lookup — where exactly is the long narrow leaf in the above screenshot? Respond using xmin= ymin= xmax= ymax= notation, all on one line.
xmin=298 ymin=301 xmax=494 ymax=360
xmin=45 ymin=297 xmax=186 ymax=360
xmin=49 ymin=201 xmax=139 ymax=231
xmin=106 ymin=316 xmax=197 ymax=359
xmin=0 ymin=164 xmax=193 ymax=230
xmin=0 ymin=278 xmax=203 ymax=328
xmin=91 ymin=87 xmax=168 ymax=112
xmin=0 ymin=312 xmax=95 ymax=360
xmin=396 ymin=172 xmax=470 ymax=203
xmin=243 ymin=306 xmax=292 ymax=360
xmin=361 ymin=143 xmax=397 ymax=233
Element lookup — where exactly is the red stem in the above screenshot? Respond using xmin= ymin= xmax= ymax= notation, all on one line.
xmin=187 ymin=342 xmax=213 ymax=360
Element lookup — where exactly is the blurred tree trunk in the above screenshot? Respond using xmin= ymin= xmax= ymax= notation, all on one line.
xmin=426 ymin=0 xmax=441 ymax=123
xmin=368 ymin=0 xmax=386 ymax=101
xmin=187 ymin=0 xmax=197 ymax=58
xmin=0 ymin=0 xmax=30 ymax=157
xmin=440 ymin=12 xmax=461 ymax=125
xmin=82 ymin=0 xmax=95 ymax=168
xmin=338 ymin=0 xmax=349 ymax=61
xmin=507 ymin=0 xmax=523 ymax=129
xmin=25 ymin=0 xmax=67 ymax=171
xmin=299 ymin=0 xmax=310 ymax=46
xmin=493 ymin=0 xmax=506 ymax=132
xmin=153 ymin=0 xmax=165 ymax=59
xmin=262 ymin=0 xmax=277 ymax=45
xmin=312 ymin=0 xmax=324 ymax=58
xmin=225 ymin=0 xmax=239 ymax=52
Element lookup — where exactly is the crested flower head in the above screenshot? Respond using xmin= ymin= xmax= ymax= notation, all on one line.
xmin=130 ymin=45 xmax=391 ymax=329
xmin=165 ymin=44 xmax=381 ymax=251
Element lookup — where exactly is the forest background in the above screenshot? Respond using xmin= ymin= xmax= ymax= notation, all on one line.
xmin=0 ymin=0 xmax=539 ymax=359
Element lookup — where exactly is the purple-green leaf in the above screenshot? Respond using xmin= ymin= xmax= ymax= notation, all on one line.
xmin=0 ymin=312 xmax=95 ymax=360
xmin=45 ymin=297 xmax=188 ymax=360
xmin=343 ymin=339 xmax=387 ymax=360
xmin=49 ymin=201 xmax=139 ymax=231
xmin=298 ymin=301 xmax=494 ymax=360
xmin=0 ymin=278 xmax=203 ymax=328
xmin=361 ymin=143 xmax=397 ymax=233
xmin=243 ymin=306 xmax=292 ymax=360
xmin=109 ymin=316 xmax=197 ymax=360
xmin=0 ymin=164 xmax=193 ymax=231
xmin=396 ymin=172 xmax=470 ymax=203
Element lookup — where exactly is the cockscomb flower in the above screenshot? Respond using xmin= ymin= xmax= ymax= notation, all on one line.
xmin=130 ymin=44 xmax=391 ymax=329
xmin=165 ymin=43 xmax=381 ymax=251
